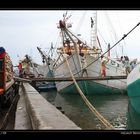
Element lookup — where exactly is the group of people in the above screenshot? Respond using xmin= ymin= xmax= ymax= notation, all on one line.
xmin=80 ymin=54 xmax=109 ymax=78
xmin=120 ymin=56 xmax=130 ymax=75
xmin=120 ymin=55 xmax=137 ymax=75
xmin=14 ymin=56 xmax=31 ymax=78
xmin=100 ymin=55 xmax=137 ymax=78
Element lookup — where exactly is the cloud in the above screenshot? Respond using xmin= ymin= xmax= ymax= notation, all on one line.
xmin=0 ymin=10 xmax=140 ymax=66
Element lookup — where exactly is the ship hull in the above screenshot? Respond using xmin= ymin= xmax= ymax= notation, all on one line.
xmin=126 ymin=100 xmax=140 ymax=129
xmin=58 ymin=80 xmax=126 ymax=95
xmin=127 ymin=63 xmax=140 ymax=114
xmin=54 ymin=53 xmax=127 ymax=95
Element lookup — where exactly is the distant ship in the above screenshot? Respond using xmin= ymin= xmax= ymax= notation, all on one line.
xmin=36 ymin=47 xmax=56 ymax=91
xmin=53 ymin=11 xmax=127 ymax=95
xmin=18 ymin=53 xmax=56 ymax=91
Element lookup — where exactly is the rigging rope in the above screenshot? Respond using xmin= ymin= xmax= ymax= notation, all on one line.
xmin=74 ymin=22 xmax=140 ymax=75
xmin=97 ymin=29 xmax=108 ymax=46
xmin=104 ymin=12 xmax=121 ymax=57
xmin=75 ymin=11 xmax=87 ymax=33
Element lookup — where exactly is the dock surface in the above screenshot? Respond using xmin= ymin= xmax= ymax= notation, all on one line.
xmin=14 ymin=83 xmax=81 ymax=130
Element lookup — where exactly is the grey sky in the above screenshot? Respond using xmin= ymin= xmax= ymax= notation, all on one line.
xmin=0 ymin=10 xmax=140 ymax=65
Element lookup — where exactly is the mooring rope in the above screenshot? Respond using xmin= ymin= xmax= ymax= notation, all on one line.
xmin=73 ymin=22 xmax=140 ymax=76
xmin=63 ymin=49 xmax=115 ymax=130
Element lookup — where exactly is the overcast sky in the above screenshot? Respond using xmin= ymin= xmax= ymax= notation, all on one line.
xmin=0 ymin=10 xmax=140 ymax=65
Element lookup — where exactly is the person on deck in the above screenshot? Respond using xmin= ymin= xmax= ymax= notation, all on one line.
xmin=81 ymin=55 xmax=88 ymax=76
xmin=100 ymin=56 xmax=109 ymax=78
xmin=124 ymin=56 xmax=131 ymax=75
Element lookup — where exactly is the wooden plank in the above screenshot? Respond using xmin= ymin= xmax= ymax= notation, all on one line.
xmin=30 ymin=75 xmax=127 ymax=82
xmin=14 ymin=75 xmax=127 ymax=82
xmin=14 ymin=76 xmax=32 ymax=82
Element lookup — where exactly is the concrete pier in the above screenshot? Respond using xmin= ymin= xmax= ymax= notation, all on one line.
xmin=14 ymin=83 xmax=81 ymax=130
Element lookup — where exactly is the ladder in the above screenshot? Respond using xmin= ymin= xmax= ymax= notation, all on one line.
xmin=90 ymin=11 xmax=97 ymax=48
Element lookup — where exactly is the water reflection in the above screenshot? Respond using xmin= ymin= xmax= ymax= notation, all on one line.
xmin=40 ymin=90 xmax=129 ymax=130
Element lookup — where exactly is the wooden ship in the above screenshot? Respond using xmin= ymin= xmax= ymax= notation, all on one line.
xmin=53 ymin=12 xmax=127 ymax=95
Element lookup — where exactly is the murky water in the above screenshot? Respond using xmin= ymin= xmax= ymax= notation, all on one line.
xmin=40 ymin=89 xmax=140 ymax=130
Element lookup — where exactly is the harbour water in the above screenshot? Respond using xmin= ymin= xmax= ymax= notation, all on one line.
xmin=40 ymin=89 xmax=140 ymax=130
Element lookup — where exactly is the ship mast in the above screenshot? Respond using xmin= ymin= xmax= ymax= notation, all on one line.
xmin=90 ymin=11 xmax=98 ymax=49
xmin=57 ymin=12 xmax=83 ymax=71
xmin=37 ymin=47 xmax=53 ymax=77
